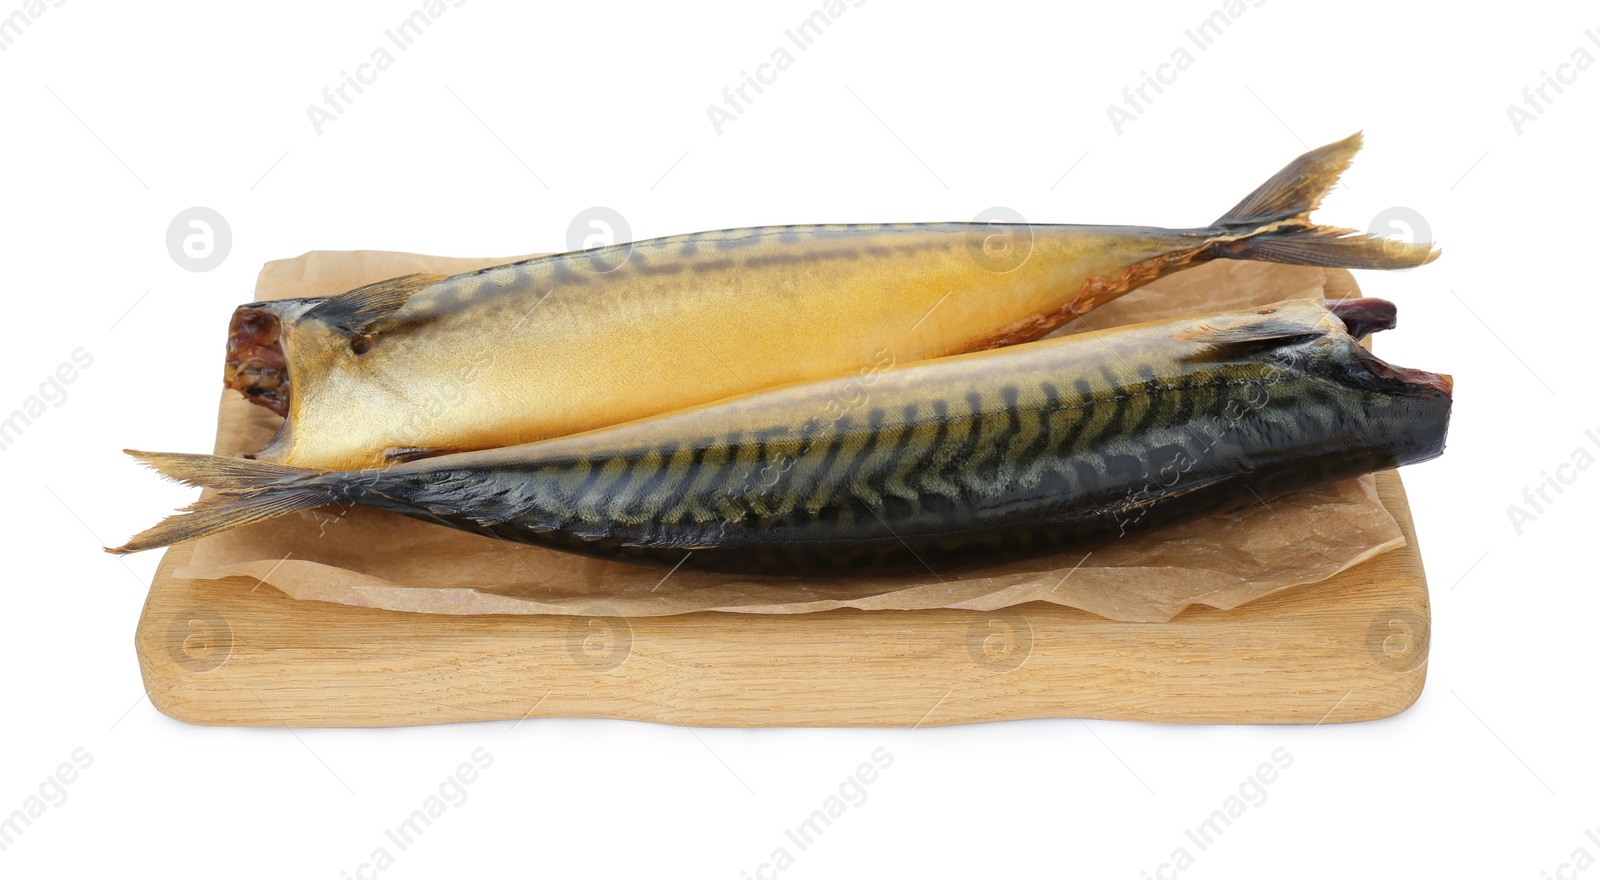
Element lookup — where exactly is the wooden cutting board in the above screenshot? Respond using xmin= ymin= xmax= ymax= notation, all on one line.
xmin=133 ymin=468 xmax=1428 ymax=727
xmin=131 ymin=252 xmax=1431 ymax=727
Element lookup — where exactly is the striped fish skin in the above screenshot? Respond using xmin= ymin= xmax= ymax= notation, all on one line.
xmin=225 ymin=133 xmax=1439 ymax=470
xmin=330 ymin=297 xmax=1451 ymax=574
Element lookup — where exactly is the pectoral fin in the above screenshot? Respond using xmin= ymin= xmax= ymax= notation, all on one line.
xmin=301 ymin=273 xmax=446 ymax=338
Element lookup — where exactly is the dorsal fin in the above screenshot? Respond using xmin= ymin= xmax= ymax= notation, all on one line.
xmin=301 ymin=273 xmax=445 ymax=337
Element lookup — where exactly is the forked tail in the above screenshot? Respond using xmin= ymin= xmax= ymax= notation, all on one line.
xmin=1207 ymin=132 xmax=1439 ymax=270
xmin=106 ymin=451 xmax=334 ymax=554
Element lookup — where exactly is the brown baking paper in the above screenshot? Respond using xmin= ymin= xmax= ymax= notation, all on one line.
xmin=172 ymin=252 xmax=1405 ymax=623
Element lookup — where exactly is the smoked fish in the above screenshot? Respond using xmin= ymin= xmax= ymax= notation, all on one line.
xmin=115 ymin=298 xmax=1452 ymax=574
xmin=227 ymin=133 xmax=1438 ymax=470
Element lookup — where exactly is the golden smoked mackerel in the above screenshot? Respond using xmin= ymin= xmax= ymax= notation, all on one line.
xmin=227 ymin=133 xmax=1437 ymax=469
xmin=114 ymin=298 xmax=1452 ymax=573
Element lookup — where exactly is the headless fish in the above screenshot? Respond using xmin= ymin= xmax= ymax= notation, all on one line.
xmin=226 ymin=133 xmax=1437 ymax=470
xmin=114 ymin=298 xmax=1452 ymax=574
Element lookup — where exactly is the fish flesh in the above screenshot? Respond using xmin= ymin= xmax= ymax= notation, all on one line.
xmin=227 ymin=133 xmax=1437 ymax=470
xmin=113 ymin=297 xmax=1452 ymax=574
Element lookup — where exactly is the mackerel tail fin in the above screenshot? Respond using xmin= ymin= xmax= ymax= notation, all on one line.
xmin=1206 ymin=132 xmax=1440 ymax=270
xmin=106 ymin=451 xmax=335 ymax=554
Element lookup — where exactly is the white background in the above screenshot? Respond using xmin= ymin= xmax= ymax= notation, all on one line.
xmin=2 ymin=1 xmax=1596 ymax=876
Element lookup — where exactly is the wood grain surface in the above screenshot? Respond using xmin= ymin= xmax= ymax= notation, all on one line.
xmin=133 ymin=469 xmax=1428 ymax=728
